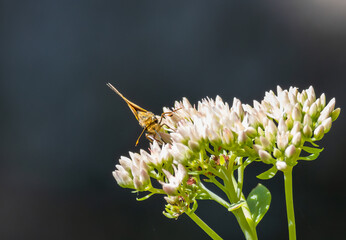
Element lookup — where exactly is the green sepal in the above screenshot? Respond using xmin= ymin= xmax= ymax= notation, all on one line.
xmin=162 ymin=211 xmax=177 ymax=219
xmin=247 ymin=184 xmax=271 ymax=226
xmin=228 ymin=200 xmax=246 ymax=212
xmin=191 ymin=200 xmax=198 ymax=213
xmin=136 ymin=192 xmax=155 ymax=201
xmin=256 ymin=165 xmax=278 ymax=180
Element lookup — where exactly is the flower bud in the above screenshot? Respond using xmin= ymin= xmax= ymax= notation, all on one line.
xmin=303 ymin=114 xmax=312 ymax=126
xmin=278 ymin=118 xmax=288 ymax=132
xmin=314 ymin=125 xmax=324 ymax=140
xmin=222 ymin=128 xmax=234 ymax=145
xmin=188 ymin=140 xmax=200 ymax=151
xmin=259 ymin=150 xmax=272 ymax=164
xmin=292 ymin=105 xmax=302 ymax=122
xmin=321 ymin=117 xmax=332 ymax=133
xmin=308 ymin=102 xmax=318 ymax=118
xmin=331 ymin=108 xmax=341 ymax=122
xmin=273 ymin=148 xmax=282 ymax=158
xmin=303 ymin=125 xmax=312 ymax=138
xmin=290 ymin=121 xmax=302 ymax=136
xmin=277 ymin=132 xmax=289 ymax=151
xmin=245 ymin=127 xmax=257 ymax=138
xmin=260 ymin=136 xmax=271 ymax=149
xmin=276 ymin=161 xmax=288 ymax=171
xmin=285 ymin=145 xmax=296 ymax=158
xmin=320 ymin=93 xmax=326 ymax=108
xmin=291 ymin=132 xmax=302 ymax=146
xmin=238 ymin=131 xmax=248 ymax=145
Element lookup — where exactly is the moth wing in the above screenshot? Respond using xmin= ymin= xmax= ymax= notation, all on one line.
xmin=107 ymin=83 xmax=148 ymax=121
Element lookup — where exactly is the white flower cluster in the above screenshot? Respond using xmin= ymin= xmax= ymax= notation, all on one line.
xmin=113 ymin=86 xmax=339 ymax=197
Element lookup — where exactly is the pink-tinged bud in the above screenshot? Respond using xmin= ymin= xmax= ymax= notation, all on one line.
xmin=303 ymin=114 xmax=312 ymax=126
xmin=331 ymin=108 xmax=340 ymax=122
xmin=314 ymin=125 xmax=324 ymax=140
xmin=291 ymin=121 xmax=302 ymax=136
xmin=321 ymin=117 xmax=332 ymax=133
xmin=320 ymin=93 xmax=326 ymax=108
xmin=245 ymin=127 xmax=257 ymax=138
xmin=273 ymin=148 xmax=282 ymax=158
xmin=260 ymin=136 xmax=271 ymax=149
xmin=222 ymin=128 xmax=234 ymax=145
xmin=188 ymin=140 xmax=199 ymax=151
xmin=276 ymin=161 xmax=288 ymax=171
xmin=113 ymin=169 xmax=134 ymax=188
xmin=278 ymin=118 xmax=288 ymax=132
xmin=277 ymin=133 xmax=289 ymax=151
xmin=303 ymin=125 xmax=312 ymax=138
xmin=253 ymin=144 xmax=263 ymax=153
xmin=292 ymin=105 xmax=302 ymax=122
xmin=292 ymin=132 xmax=302 ymax=147
xmin=308 ymin=102 xmax=318 ymax=118
xmin=307 ymin=86 xmax=316 ymax=103
xmin=267 ymin=120 xmax=277 ymax=135
xmin=238 ymin=131 xmax=248 ymax=145
xmin=285 ymin=145 xmax=296 ymax=158
xmin=259 ymin=150 xmax=272 ymax=164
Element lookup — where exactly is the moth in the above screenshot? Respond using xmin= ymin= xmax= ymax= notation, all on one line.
xmin=107 ymin=83 xmax=177 ymax=146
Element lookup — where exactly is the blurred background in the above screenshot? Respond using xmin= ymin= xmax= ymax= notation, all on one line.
xmin=1 ymin=1 xmax=346 ymax=239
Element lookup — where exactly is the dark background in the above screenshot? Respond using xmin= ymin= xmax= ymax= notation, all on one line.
xmin=1 ymin=1 xmax=346 ymax=239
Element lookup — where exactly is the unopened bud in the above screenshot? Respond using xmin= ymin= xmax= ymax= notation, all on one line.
xmin=314 ymin=125 xmax=324 ymax=140
xmin=273 ymin=148 xmax=282 ymax=158
xmin=309 ymin=102 xmax=318 ymax=118
xmin=245 ymin=127 xmax=257 ymax=138
xmin=291 ymin=121 xmax=302 ymax=136
xmin=276 ymin=161 xmax=288 ymax=171
xmin=321 ymin=117 xmax=332 ymax=133
xmin=292 ymin=106 xmax=302 ymax=121
xmin=303 ymin=114 xmax=312 ymax=126
xmin=260 ymin=136 xmax=271 ymax=149
xmin=285 ymin=145 xmax=296 ymax=158
xmin=277 ymin=133 xmax=289 ymax=151
xmin=222 ymin=128 xmax=234 ymax=145
xmin=238 ymin=131 xmax=248 ymax=145
xmin=278 ymin=118 xmax=288 ymax=132
xmin=320 ymin=93 xmax=326 ymax=108
xmin=259 ymin=150 xmax=272 ymax=164
xmin=303 ymin=125 xmax=312 ymax=138
xmin=188 ymin=140 xmax=200 ymax=151
xmin=331 ymin=108 xmax=341 ymax=122
xmin=292 ymin=132 xmax=302 ymax=146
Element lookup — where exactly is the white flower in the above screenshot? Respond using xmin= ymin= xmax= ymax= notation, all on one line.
xmin=160 ymin=164 xmax=187 ymax=195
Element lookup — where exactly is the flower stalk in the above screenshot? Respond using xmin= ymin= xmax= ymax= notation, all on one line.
xmin=284 ymin=168 xmax=296 ymax=240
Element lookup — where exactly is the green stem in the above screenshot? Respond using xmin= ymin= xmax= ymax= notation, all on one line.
xmin=221 ymin=169 xmax=258 ymax=240
xmin=186 ymin=211 xmax=223 ymax=240
xmin=284 ymin=168 xmax=296 ymax=240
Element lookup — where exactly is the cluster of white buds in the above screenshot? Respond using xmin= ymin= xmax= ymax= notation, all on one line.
xmin=246 ymin=86 xmax=340 ymax=171
xmin=112 ymin=85 xmax=339 ymax=216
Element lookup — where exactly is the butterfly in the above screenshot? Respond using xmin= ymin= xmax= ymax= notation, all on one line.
xmin=107 ymin=83 xmax=178 ymax=146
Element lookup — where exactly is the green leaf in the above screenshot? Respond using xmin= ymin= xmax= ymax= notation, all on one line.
xmin=256 ymin=165 xmax=278 ymax=180
xmin=302 ymin=146 xmax=324 ymax=154
xmin=247 ymin=184 xmax=271 ymax=226
xmin=298 ymin=152 xmax=320 ymax=161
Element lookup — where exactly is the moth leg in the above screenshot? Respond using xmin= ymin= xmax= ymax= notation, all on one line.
xmin=135 ymin=127 xmax=147 ymax=146
xmin=158 ymin=108 xmax=182 ymax=125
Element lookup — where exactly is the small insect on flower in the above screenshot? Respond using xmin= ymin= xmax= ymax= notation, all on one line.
xmin=107 ymin=83 xmax=178 ymax=146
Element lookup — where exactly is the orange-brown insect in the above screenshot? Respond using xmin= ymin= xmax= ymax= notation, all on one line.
xmin=107 ymin=83 xmax=176 ymax=146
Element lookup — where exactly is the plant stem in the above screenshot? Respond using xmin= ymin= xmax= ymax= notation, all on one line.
xmin=186 ymin=211 xmax=223 ymax=240
xmin=221 ymin=169 xmax=258 ymax=240
xmin=284 ymin=168 xmax=296 ymax=240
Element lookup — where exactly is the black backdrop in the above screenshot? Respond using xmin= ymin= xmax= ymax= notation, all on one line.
xmin=1 ymin=1 xmax=346 ymax=239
